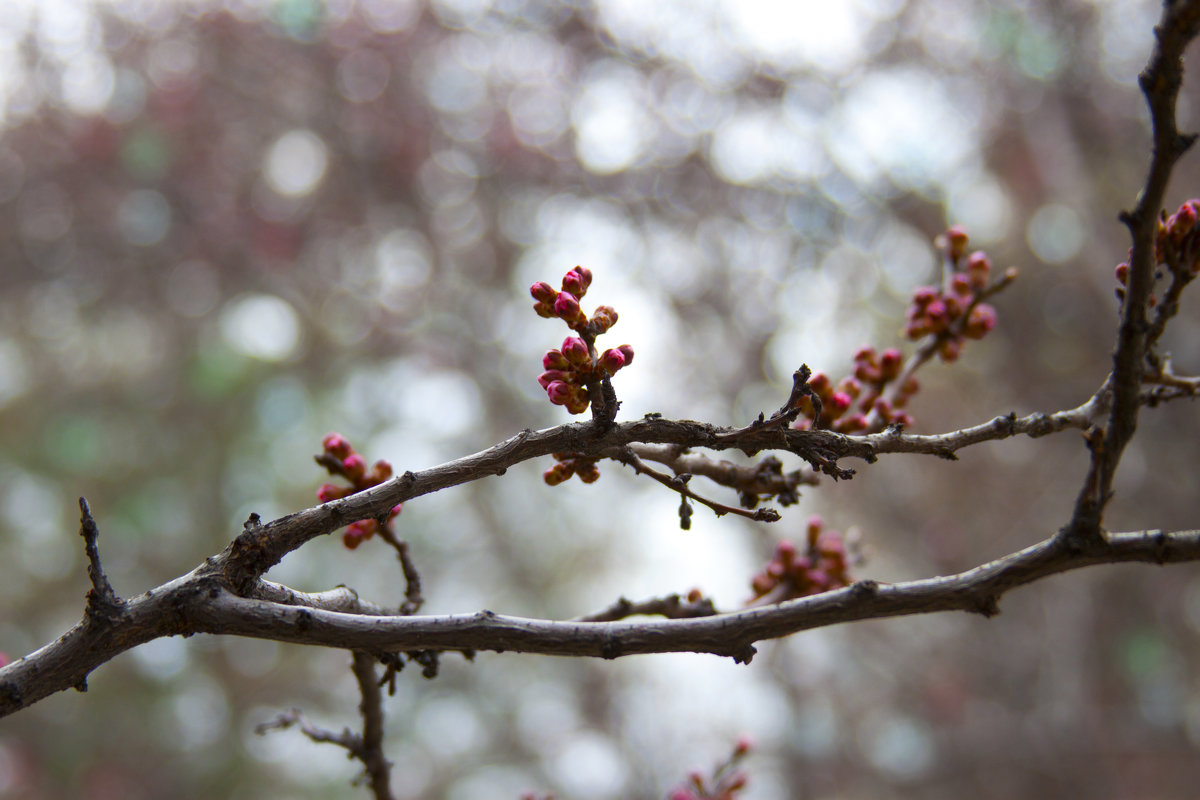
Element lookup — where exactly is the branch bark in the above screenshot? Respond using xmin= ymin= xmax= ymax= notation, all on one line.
xmin=4 ymin=523 xmax=1198 ymax=718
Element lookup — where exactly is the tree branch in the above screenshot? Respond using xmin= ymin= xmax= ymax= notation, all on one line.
xmin=1066 ymin=0 xmax=1200 ymax=544
xmin=5 ymin=524 xmax=1198 ymax=718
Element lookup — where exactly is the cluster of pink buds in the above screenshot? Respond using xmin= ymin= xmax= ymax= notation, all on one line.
xmin=1158 ymin=198 xmax=1200 ymax=271
xmin=316 ymin=433 xmax=402 ymax=550
xmin=1116 ymin=198 xmax=1200 ymax=303
xmin=532 ymin=266 xmax=634 ymax=416
xmin=539 ymin=336 xmax=634 ymax=414
xmin=904 ymin=226 xmax=1008 ymax=362
xmin=749 ymin=516 xmax=852 ymax=602
xmin=792 ymin=356 xmax=917 ymax=433
xmin=668 ymin=737 xmax=753 ymax=800
xmin=543 ymin=452 xmax=601 ymax=486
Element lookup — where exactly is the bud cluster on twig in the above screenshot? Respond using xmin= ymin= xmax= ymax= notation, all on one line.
xmin=748 ymin=516 xmax=856 ymax=603
xmin=316 ymin=433 xmax=403 ymax=549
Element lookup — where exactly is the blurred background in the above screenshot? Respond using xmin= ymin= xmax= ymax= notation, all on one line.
xmin=3 ymin=0 xmax=1200 ymax=798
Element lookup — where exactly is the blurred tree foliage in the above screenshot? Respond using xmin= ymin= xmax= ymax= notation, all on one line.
xmin=2 ymin=1 xmax=1200 ymax=798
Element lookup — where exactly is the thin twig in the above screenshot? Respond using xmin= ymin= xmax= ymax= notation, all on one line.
xmin=618 ymin=447 xmax=781 ymax=524
xmin=350 ymin=652 xmax=394 ymax=800
xmin=575 ymin=593 xmax=719 ymax=623
xmin=78 ymin=497 xmax=121 ymax=615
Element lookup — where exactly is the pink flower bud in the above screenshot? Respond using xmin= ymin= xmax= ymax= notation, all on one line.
xmin=938 ymin=337 xmax=963 ymax=362
xmin=371 ymin=459 xmax=393 ymax=483
xmin=616 ymin=344 xmax=634 ymax=366
xmin=853 ymin=361 xmax=880 ymax=383
xmin=829 ymin=392 xmax=852 ymax=413
xmin=322 ymin=432 xmax=351 ymax=458
xmin=343 ymin=454 xmax=366 ymax=481
xmin=543 ymin=349 xmax=569 ymax=370
xmin=543 ymin=463 xmax=572 ymax=486
xmin=774 ymin=539 xmax=796 ymax=565
xmin=538 ymin=369 xmax=571 ymax=389
xmin=343 ymin=519 xmax=376 ymax=549
xmin=1115 ymin=262 xmax=1130 ymax=286
xmin=966 ymin=251 xmax=992 ymax=288
xmin=561 ymin=268 xmax=589 ymax=298
xmin=836 ymin=413 xmax=868 ymax=432
xmin=751 ymin=573 xmax=776 ymax=596
xmin=964 ymin=303 xmax=997 ymax=339
xmin=561 ymin=336 xmax=590 ymax=365
xmin=879 ymin=348 xmax=903 ymax=380
xmin=941 ymin=225 xmax=970 ymax=261
xmin=590 ymin=305 xmax=618 ymax=332
xmin=924 ymin=300 xmax=948 ymax=330
xmin=807 ymin=371 xmax=831 ymax=396
xmin=1172 ymin=201 xmax=1198 ymax=238
xmin=734 ymin=734 xmax=755 ymax=756
xmin=853 ymin=346 xmax=876 ymax=364
xmin=546 ymin=380 xmax=573 ymax=405
xmin=530 ymin=281 xmax=557 ymax=303
xmin=317 ymin=483 xmax=344 ymax=503
xmin=817 ymin=532 xmax=845 ymax=558
xmin=554 ymin=291 xmax=584 ymax=323
xmin=564 ymin=386 xmax=591 ymax=415
xmin=910 ymin=286 xmax=938 ymax=309
xmin=572 ymin=265 xmax=593 ymax=287
xmin=533 ymin=301 xmax=556 ymax=318
xmin=598 ymin=348 xmax=626 ymax=374
xmin=837 ymin=377 xmax=861 ymax=398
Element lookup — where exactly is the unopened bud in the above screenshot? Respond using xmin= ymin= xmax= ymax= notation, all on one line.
xmin=322 ymin=432 xmax=351 ymax=458
xmin=879 ymin=348 xmax=903 ymax=380
xmin=546 ymin=380 xmax=573 ymax=405
xmin=964 ymin=303 xmax=997 ymax=339
xmin=343 ymin=454 xmax=366 ymax=481
xmin=371 ymin=459 xmax=393 ymax=483
xmin=598 ymin=347 xmax=626 ymax=374
xmin=554 ymin=292 xmax=583 ymax=322
xmin=591 ymin=305 xmax=618 ymax=332
xmin=530 ymin=281 xmax=557 ymax=303
xmin=539 ymin=369 xmax=571 ymax=390
xmin=561 ymin=336 xmax=590 ymax=365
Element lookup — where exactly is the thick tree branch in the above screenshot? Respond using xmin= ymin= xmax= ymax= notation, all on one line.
xmin=1066 ymin=0 xmax=1200 ymax=543
xmin=4 ymin=526 xmax=1198 ymax=718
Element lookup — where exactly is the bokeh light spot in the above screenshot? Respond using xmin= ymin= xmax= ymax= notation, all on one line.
xmin=572 ymin=68 xmax=650 ymax=174
xmin=263 ymin=130 xmax=329 ymax=197
xmin=219 ymin=294 xmax=302 ymax=361
xmin=1026 ymin=203 xmax=1084 ymax=264
xmin=60 ymin=52 xmax=115 ymax=114
xmin=117 ymin=189 xmax=171 ymax=246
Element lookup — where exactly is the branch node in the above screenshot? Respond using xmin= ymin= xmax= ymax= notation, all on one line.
xmin=849 ymin=579 xmax=879 ymax=599
xmin=731 ymin=645 xmax=757 ymax=665
xmin=969 ymin=593 xmax=1001 ymax=618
